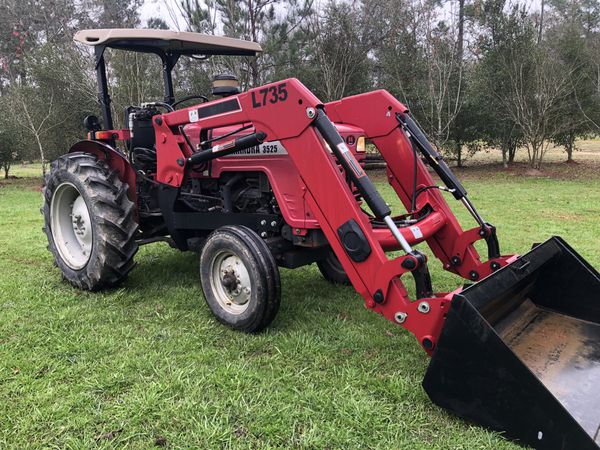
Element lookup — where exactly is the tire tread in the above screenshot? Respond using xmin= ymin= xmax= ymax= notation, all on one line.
xmin=42 ymin=152 xmax=139 ymax=290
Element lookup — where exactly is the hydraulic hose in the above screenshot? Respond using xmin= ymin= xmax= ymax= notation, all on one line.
xmin=187 ymin=131 xmax=267 ymax=166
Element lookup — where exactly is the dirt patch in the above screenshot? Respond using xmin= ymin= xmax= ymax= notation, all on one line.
xmin=154 ymin=436 xmax=168 ymax=447
xmin=434 ymin=159 xmax=600 ymax=180
xmin=455 ymin=160 xmax=600 ymax=181
xmin=233 ymin=426 xmax=248 ymax=438
xmin=369 ymin=159 xmax=600 ymax=182
xmin=1 ymin=256 xmax=50 ymax=270
xmin=524 ymin=169 xmax=545 ymax=177
xmin=94 ymin=429 xmax=122 ymax=442
xmin=540 ymin=211 xmax=584 ymax=221
xmin=0 ymin=177 xmax=43 ymax=191
xmin=368 ymin=145 xmax=600 ymax=181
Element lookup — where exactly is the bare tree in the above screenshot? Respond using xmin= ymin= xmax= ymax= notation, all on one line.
xmin=308 ymin=1 xmax=371 ymax=101
xmin=420 ymin=2 xmax=464 ymax=148
xmin=500 ymin=50 xmax=571 ymax=168
xmin=11 ymin=86 xmax=65 ymax=176
xmin=377 ymin=0 xmax=464 ymax=153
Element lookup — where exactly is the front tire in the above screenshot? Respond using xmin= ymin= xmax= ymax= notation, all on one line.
xmin=42 ymin=152 xmax=139 ymax=290
xmin=200 ymin=225 xmax=281 ymax=332
xmin=317 ymin=249 xmax=351 ymax=285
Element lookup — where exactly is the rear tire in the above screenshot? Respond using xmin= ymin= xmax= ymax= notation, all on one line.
xmin=317 ymin=249 xmax=351 ymax=285
xmin=200 ymin=225 xmax=281 ymax=332
xmin=42 ymin=152 xmax=138 ymax=290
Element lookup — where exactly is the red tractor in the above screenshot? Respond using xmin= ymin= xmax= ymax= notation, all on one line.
xmin=42 ymin=29 xmax=600 ymax=449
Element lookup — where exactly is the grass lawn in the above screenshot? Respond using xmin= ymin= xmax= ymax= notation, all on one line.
xmin=1 ymin=156 xmax=599 ymax=449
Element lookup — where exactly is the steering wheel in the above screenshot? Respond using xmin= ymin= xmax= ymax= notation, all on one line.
xmin=172 ymin=95 xmax=209 ymax=109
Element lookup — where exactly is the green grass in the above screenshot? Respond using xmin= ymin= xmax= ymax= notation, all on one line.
xmin=1 ymin=165 xmax=599 ymax=449
xmin=6 ymin=163 xmax=46 ymax=179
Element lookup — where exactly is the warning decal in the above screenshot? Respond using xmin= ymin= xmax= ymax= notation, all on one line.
xmin=337 ymin=142 xmax=365 ymax=179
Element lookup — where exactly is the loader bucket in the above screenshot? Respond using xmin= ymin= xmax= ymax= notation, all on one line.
xmin=423 ymin=237 xmax=600 ymax=449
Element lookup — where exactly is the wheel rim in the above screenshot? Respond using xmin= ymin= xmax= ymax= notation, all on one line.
xmin=209 ymin=250 xmax=252 ymax=315
xmin=50 ymin=182 xmax=93 ymax=270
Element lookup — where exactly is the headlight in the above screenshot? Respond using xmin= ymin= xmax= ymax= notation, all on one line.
xmin=356 ymin=136 xmax=366 ymax=152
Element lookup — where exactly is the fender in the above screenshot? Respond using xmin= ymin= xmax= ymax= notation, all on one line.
xmin=69 ymin=140 xmax=137 ymax=202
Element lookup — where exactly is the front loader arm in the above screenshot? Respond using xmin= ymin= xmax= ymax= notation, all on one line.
xmin=155 ymin=79 xmax=512 ymax=352
xmin=274 ymin=111 xmax=448 ymax=351
xmin=325 ymin=91 xmax=511 ymax=281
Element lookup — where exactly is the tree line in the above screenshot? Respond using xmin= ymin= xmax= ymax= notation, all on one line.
xmin=1 ymin=0 xmax=600 ymax=178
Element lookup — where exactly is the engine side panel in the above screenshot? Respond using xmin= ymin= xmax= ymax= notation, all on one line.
xmin=182 ymin=122 xmax=366 ymax=229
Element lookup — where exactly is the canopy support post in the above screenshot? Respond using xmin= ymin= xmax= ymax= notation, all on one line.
xmin=94 ymin=45 xmax=113 ymax=130
xmin=160 ymin=52 xmax=180 ymax=105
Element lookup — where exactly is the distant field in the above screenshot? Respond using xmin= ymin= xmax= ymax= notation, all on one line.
xmin=6 ymin=164 xmax=44 ymax=179
xmin=1 ymin=151 xmax=599 ymax=448
xmin=467 ymin=138 xmax=600 ymax=165
xmin=9 ymin=138 xmax=600 ymax=179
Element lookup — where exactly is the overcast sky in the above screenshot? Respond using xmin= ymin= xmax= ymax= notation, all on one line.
xmin=139 ymin=0 xmax=543 ymax=32
xmin=138 ymin=0 xmax=336 ymax=31
xmin=140 ymin=0 xmax=187 ymax=30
